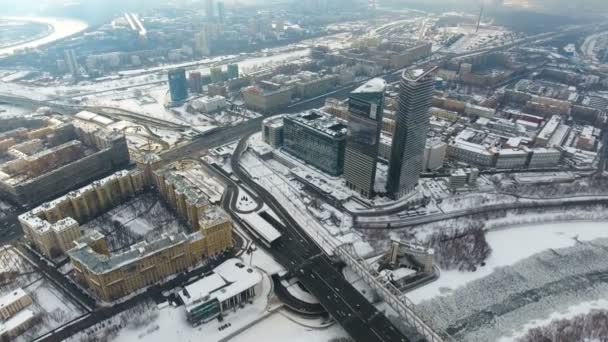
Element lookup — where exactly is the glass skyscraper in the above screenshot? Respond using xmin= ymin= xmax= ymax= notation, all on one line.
xmin=343 ymin=78 xmax=386 ymax=198
xmin=387 ymin=68 xmax=436 ymax=199
xmin=168 ymin=68 xmax=188 ymax=102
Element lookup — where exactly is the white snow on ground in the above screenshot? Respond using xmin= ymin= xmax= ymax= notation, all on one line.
xmin=499 ymin=299 xmax=608 ymax=342
xmin=114 ymin=266 xmax=273 ymax=342
xmin=283 ymin=279 xmax=320 ymax=305
xmin=231 ymin=312 xmax=348 ymax=342
xmin=242 ymin=149 xmax=374 ymax=256
xmin=0 ymin=246 xmax=32 ymax=274
xmin=236 ymin=191 xmax=258 ymax=212
xmin=81 ymin=86 xmax=216 ymax=132
xmin=438 ymin=192 xmax=518 ymax=212
xmin=0 ymin=246 xmax=37 ymax=299
xmin=18 ymin=278 xmax=86 ymax=342
xmin=246 ymin=246 xmax=285 ymax=276
xmin=241 ymin=151 xmax=338 ymax=255
xmin=408 ymin=221 xmax=608 ymax=304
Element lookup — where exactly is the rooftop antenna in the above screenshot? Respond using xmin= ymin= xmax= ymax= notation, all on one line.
xmin=476 ymin=2 xmax=484 ymax=33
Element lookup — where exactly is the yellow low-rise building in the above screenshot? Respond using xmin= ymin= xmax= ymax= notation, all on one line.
xmin=20 ymin=156 xmax=234 ymax=301
xmin=0 ymin=288 xmax=32 ymax=320
xmin=68 ymin=206 xmax=233 ymax=302
xmin=19 ymin=170 xmax=144 ymax=258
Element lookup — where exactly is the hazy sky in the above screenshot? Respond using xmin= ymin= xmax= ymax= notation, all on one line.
xmin=0 ymin=0 xmax=605 ymax=17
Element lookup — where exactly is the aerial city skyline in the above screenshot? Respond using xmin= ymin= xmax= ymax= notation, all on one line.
xmin=0 ymin=1 xmax=607 ymax=342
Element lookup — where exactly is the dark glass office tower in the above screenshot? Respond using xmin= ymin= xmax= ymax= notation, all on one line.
xmin=283 ymin=110 xmax=347 ymax=176
xmin=387 ymin=68 xmax=435 ymax=199
xmin=343 ymin=78 xmax=386 ymax=198
xmin=168 ymin=68 xmax=188 ymax=102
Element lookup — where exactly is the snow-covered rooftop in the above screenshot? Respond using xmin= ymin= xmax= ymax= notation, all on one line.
xmin=68 ymin=232 xmax=196 ymax=274
xmin=497 ymin=149 xmax=528 ymax=157
xmin=285 ymin=110 xmax=347 ymax=138
xmin=537 ymin=115 xmax=561 ymax=141
xmin=239 ymin=211 xmax=281 ymax=244
xmin=0 ymin=288 xmax=29 ymax=311
xmin=0 ymin=308 xmax=35 ymax=335
xmin=180 ymin=258 xmax=262 ymax=312
xmin=352 ymin=78 xmax=386 ymax=94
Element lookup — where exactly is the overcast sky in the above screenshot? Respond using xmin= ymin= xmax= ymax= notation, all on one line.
xmin=0 ymin=0 xmax=605 ymax=17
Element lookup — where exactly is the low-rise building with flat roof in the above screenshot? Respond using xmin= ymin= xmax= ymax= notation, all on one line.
xmin=495 ymin=149 xmax=529 ymax=169
xmin=0 ymin=288 xmax=32 ymax=320
xmin=180 ymin=258 xmax=263 ymax=325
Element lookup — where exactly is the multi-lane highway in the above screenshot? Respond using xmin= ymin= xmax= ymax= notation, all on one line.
xmin=355 ymin=196 xmax=608 ymax=229
xmin=230 ymin=134 xmax=416 ymax=342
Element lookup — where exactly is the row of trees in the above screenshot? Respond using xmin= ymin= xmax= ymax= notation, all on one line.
xmin=519 ymin=309 xmax=608 ymax=342
xmin=426 ymin=222 xmax=492 ymax=272
xmin=495 ymin=174 xmax=608 ymax=199
xmin=75 ymin=300 xmax=158 ymax=342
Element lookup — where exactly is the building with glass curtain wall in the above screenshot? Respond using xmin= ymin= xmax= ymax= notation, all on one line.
xmin=387 ymin=68 xmax=436 ymax=199
xmin=168 ymin=68 xmax=188 ymax=102
xmin=179 ymin=258 xmax=262 ymax=325
xmin=283 ymin=110 xmax=347 ymax=176
xmin=343 ymin=78 xmax=386 ymax=198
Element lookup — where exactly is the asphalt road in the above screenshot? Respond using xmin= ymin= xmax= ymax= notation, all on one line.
xmin=356 ymin=196 xmax=608 ymax=229
xmin=160 ymin=117 xmax=265 ymax=161
xmin=0 ymin=210 xmax=23 ymax=242
xmin=231 ymin=133 xmax=415 ymax=342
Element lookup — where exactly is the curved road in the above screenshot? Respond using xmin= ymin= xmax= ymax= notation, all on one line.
xmin=231 ymin=133 xmax=415 ymax=342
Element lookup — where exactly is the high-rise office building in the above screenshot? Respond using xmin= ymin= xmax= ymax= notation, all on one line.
xmin=343 ymin=78 xmax=386 ymax=198
xmin=168 ymin=68 xmax=188 ymax=102
xmin=64 ymin=49 xmax=80 ymax=78
xmin=210 ymin=67 xmax=224 ymax=83
xmin=206 ymin=0 xmax=215 ymax=19
xmin=217 ymin=1 xmax=225 ymax=23
xmin=194 ymin=31 xmax=210 ymax=56
xmin=227 ymin=64 xmax=239 ymax=79
xmin=387 ymin=68 xmax=436 ymax=199
xmin=189 ymin=71 xmax=203 ymax=94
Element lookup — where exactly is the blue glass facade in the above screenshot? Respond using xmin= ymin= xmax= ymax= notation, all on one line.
xmin=168 ymin=68 xmax=188 ymax=102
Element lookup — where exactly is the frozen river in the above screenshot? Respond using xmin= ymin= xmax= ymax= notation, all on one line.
xmin=0 ymin=16 xmax=88 ymax=56
xmin=413 ymin=221 xmax=608 ymax=341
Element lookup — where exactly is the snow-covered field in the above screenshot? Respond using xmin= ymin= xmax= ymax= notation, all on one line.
xmin=230 ymin=312 xmax=348 ymax=342
xmin=0 ymin=246 xmax=36 ymax=296
xmin=112 ymin=281 xmax=272 ymax=342
xmin=18 ymin=278 xmax=87 ymax=341
xmin=80 ymin=192 xmax=187 ymax=250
